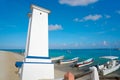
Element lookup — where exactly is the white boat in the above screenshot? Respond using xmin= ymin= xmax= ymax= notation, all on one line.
xmin=59 ymin=57 xmax=79 ymax=64
xmin=96 ymin=56 xmax=120 ymax=76
xmin=51 ymin=55 xmax=64 ymax=61
xmin=74 ymin=58 xmax=94 ymax=68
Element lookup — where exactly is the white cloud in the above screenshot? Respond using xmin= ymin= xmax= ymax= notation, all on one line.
xmin=74 ymin=14 xmax=102 ymax=22
xmin=74 ymin=18 xmax=79 ymax=22
xmin=73 ymin=43 xmax=79 ymax=47
xmin=103 ymin=41 xmax=107 ymax=46
xmin=104 ymin=15 xmax=111 ymax=18
xmin=62 ymin=43 xmax=67 ymax=46
xmin=116 ymin=10 xmax=120 ymax=14
xmin=73 ymin=18 xmax=84 ymax=22
xmin=92 ymin=43 xmax=96 ymax=46
xmin=49 ymin=24 xmax=63 ymax=31
xmin=59 ymin=0 xmax=98 ymax=6
xmin=84 ymin=14 xmax=102 ymax=21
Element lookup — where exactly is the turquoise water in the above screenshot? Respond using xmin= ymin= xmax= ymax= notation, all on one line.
xmin=0 ymin=49 xmax=25 ymax=54
xmin=49 ymin=49 xmax=120 ymax=65
xmin=1 ymin=49 xmax=120 ymax=65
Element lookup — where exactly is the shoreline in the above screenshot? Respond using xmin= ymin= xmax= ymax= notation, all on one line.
xmin=0 ymin=50 xmax=119 ymax=80
xmin=0 ymin=51 xmax=24 ymax=80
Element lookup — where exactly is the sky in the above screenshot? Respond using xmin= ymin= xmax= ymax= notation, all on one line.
xmin=0 ymin=0 xmax=120 ymax=49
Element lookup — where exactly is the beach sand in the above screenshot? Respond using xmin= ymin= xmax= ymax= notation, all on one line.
xmin=0 ymin=51 xmax=119 ymax=80
xmin=0 ymin=50 xmax=85 ymax=80
xmin=54 ymin=63 xmax=83 ymax=79
xmin=0 ymin=51 xmax=24 ymax=80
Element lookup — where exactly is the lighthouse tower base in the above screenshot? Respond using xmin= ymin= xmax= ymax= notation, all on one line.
xmin=20 ymin=57 xmax=54 ymax=80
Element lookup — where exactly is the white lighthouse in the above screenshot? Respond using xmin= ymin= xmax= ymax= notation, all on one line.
xmin=20 ymin=5 xmax=54 ymax=80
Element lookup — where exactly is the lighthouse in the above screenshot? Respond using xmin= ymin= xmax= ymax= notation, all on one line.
xmin=20 ymin=5 xmax=54 ymax=80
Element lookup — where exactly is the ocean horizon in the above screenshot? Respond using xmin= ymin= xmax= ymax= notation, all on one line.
xmin=0 ymin=48 xmax=120 ymax=63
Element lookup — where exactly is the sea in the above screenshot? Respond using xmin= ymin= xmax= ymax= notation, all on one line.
xmin=1 ymin=49 xmax=120 ymax=76
xmin=1 ymin=49 xmax=120 ymax=64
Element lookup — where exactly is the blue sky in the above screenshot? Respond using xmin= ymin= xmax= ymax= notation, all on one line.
xmin=0 ymin=0 xmax=120 ymax=49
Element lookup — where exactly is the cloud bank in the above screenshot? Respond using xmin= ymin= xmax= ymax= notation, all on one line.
xmin=116 ymin=10 xmax=120 ymax=14
xmin=83 ymin=14 xmax=102 ymax=21
xmin=74 ymin=14 xmax=102 ymax=22
xmin=59 ymin=0 xmax=98 ymax=6
xmin=49 ymin=24 xmax=63 ymax=31
xmin=104 ymin=15 xmax=111 ymax=19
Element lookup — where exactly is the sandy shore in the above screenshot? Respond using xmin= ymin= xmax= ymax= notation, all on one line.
xmin=54 ymin=63 xmax=88 ymax=78
xmin=0 ymin=50 xmax=85 ymax=80
xmin=0 ymin=51 xmax=24 ymax=80
xmin=0 ymin=51 xmax=119 ymax=80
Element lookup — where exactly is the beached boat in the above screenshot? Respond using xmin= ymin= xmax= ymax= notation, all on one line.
xmin=51 ymin=55 xmax=64 ymax=61
xmin=58 ymin=66 xmax=100 ymax=80
xmin=74 ymin=58 xmax=94 ymax=68
xmin=96 ymin=56 xmax=120 ymax=76
xmin=77 ymin=66 xmax=99 ymax=80
xmin=59 ymin=57 xmax=79 ymax=64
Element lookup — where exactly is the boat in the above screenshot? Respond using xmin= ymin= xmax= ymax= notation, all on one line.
xmin=96 ymin=56 xmax=120 ymax=76
xmin=59 ymin=57 xmax=79 ymax=64
xmin=74 ymin=58 xmax=94 ymax=68
xmin=51 ymin=55 xmax=64 ymax=61
xmin=59 ymin=66 xmax=100 ymax=80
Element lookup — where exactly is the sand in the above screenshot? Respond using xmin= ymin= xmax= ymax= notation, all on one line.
xmin=0 ymin=51 xmax=24 ymax=80
xmin=0 ymin=50 xmax=85 ymax=80
xmin=0 ymin=51 xmax=119 ymax=80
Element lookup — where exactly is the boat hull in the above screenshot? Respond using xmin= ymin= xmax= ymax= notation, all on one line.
xmin=60 ymin=59 xmax=78 ymax=64
xmin=101 ymin=64 xmax=120 ymax=75
xmin=60 ymin=57 xmax=79 ymax=64
xmin=78 ymin=61 xmax=93 ymax=68
xmin=75 ymin=58 xmax=94 ymax=68
xmin=51 ymin=56 xmax=64 ymax=61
